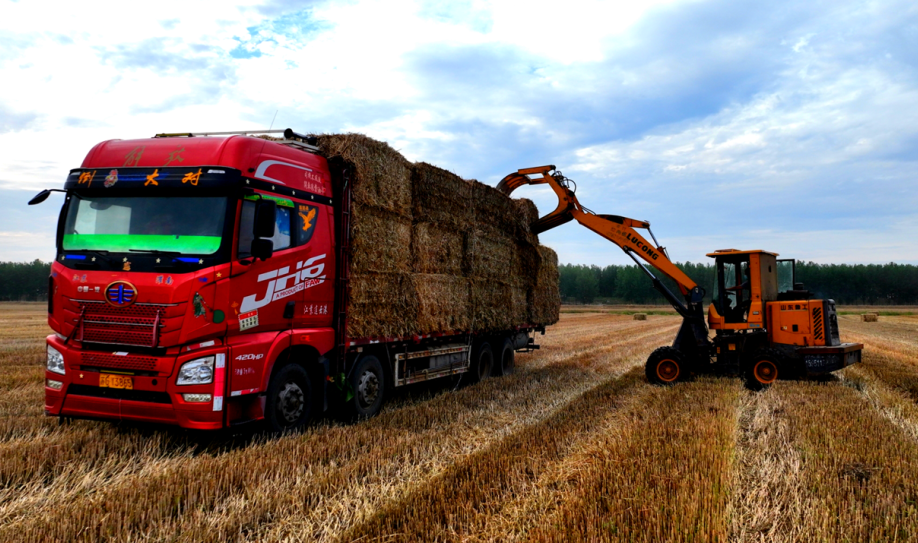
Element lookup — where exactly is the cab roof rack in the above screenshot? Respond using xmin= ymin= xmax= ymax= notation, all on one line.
xmin=154 ymin=128 xmax=319 ymax=153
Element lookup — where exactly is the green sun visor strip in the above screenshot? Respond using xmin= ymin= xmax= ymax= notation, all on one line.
xmin=63 ymin=234 xmax=222 ymax=254
xmin=243 ymin=194 xmax=295 ymax=208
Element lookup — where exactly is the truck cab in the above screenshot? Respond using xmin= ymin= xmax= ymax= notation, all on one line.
xmin=42 ymin=133 xmax=338 ymax=430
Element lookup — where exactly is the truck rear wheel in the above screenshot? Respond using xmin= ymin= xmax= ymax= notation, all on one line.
xmin=495 ymin=337 xmax=515 ymax=376
xmin=744 ymin=349 xmax=782 ymax=390
xmin=645 ymin=346 xmax=686 ymax=385
xmin=349 ymin=355 xmax=387 ymax=419
xmin=471 ymin=341 xmax=494 ymax=383
xmin=265 ymin=363 xmax=312 ymax=432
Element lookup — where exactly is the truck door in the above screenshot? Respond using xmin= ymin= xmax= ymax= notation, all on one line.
xmin=232 ymin=195 xmax=300 ymax=333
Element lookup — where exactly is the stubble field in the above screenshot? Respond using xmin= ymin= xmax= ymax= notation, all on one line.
xmin=1 ymin=302 xmax=917 ymax=542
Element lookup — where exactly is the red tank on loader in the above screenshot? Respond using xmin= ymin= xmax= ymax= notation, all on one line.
xmin=32 ymin=130 xmax=548 ymax=431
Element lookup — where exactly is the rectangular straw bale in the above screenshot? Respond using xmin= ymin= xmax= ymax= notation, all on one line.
xmin=411 ymin=222 xmax=465 ymax=275
xmin=467 ymin=179 xmax=523 ymax=233
xmin=514 ymin=198 xmax=540 ymax=246
xmin=465 ymin=225 xmax=518 ymax=281
xmin=411 ymin=163 xmax=473 ymax=229
xmin=862 ymin=313 xmax=878 ymax=322
xmin=410 ymin=274 xmax=471 ymax=334
xmin=350 ymin=203 xmax=411 ymax=273
xmin=529 ymin=245 xmax=560 ymax=325
xmin=470 ymin=279 xmax=512 ymax=331
xmin=510 ymin=285 xmax=529 ymax=325
xmin=313 ymin=133 xmax=412 ymax=217
xmin=347 ymin=273 xmax=417 ymax=338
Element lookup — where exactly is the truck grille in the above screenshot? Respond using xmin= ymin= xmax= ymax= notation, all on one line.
xmin=80 ymin=352 xmax=158 ymax=372
xmin=78 ymin=302 xmax=164 ymax=347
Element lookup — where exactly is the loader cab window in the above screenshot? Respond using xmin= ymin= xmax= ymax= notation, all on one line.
xmin=777 ymin=259 xmax=795 ymax=294
xmin=715 ymin=256 xmax=751 ymax=323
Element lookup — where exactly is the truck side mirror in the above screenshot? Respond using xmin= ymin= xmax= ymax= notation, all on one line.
xmin=253 ymin=200 xmax=277 ymax=239
xmin=28 ymin=190 xmax=51 ymax=205
xmin=250 ymin=238 xmax=274 ymax=261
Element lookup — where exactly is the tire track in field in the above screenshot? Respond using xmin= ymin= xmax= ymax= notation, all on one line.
xmin=336 ymin=368 xmax=652 ymax=543
xmin=0 ymin=319 xmax=679 ymax=542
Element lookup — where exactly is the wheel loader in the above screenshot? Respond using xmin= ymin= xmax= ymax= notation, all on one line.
xmin=498 ymin=166 xmax=862 ymax=388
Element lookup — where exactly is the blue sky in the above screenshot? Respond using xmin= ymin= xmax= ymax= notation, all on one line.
xmin=1 ymin=0 xmax=916 ymax=265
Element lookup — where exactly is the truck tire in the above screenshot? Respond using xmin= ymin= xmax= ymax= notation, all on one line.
xmin=645 ymin=346 xmax=686 ymax=385
xmin=744 ymin=349 xmax=783 ymax=390
xmin=495 ymin=337 xmax=515 ymax=376
xmin=471 ymin=341 xmax=494 ymax=383
xmin=265 ymin=363 xmax=312 ymax=432
xmin=349 ymin=355 xmax=387 ymax=420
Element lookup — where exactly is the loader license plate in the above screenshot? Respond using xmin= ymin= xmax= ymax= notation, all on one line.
xmin=99 ymin=374 xmax=133 ymax=390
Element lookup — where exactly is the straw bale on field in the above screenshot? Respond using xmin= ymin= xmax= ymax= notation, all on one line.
xmin=312 ymin=133 xmax=412 ymax=216
xmin=862 ymin=313 xmax=879 ymax=322
xmin=412 ymin=163 xmax=473 ymax=229
xmin=530 ymin=246 xmax=560 ymax=325
xmin=411 ymin=223 xmax=464 ymax=275
xmin=633 ymin=313 xmax=647 ymax=321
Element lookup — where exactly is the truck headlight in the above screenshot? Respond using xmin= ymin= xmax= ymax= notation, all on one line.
xmin=47 ymin=345 xmax=65 ymax=375
xmin=176 ymin=356 xmax=215 ymax=385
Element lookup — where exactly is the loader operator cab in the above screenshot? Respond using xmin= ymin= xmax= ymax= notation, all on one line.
xmin=707 ymin=249 xmax=779 ymax=329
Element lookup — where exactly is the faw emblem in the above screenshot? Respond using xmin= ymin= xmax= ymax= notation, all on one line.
xmin=105 ymin=281 xmax=137 ymax=307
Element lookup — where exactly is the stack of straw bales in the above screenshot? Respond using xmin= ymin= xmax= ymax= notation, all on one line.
xmin=314 ymin=134 xmax=560 ymax=338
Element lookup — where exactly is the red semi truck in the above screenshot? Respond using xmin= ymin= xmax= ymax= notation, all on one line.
xmin=31 ymin=129 xmax=545 ymax=431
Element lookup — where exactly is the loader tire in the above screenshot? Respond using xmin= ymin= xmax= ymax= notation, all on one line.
xmin=744 ymin=348 xmax=783 ymax=390
xmin=645 ymin=346 xmax=687 ymax=385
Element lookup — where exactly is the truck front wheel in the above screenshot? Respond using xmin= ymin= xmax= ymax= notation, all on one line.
xmin=265 ymin=364 xmax=312 ymax=432
xmin=350 ymin=355 xmax=387 ymax=419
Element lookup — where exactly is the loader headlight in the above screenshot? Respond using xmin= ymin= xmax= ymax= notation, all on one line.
xmin=47 ymin=345 xmax=65 ymax=375
xmin=176 ymin=356 xmax=215 ymax=385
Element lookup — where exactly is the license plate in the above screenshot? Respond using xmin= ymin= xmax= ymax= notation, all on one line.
xmin=99 ymin=374 xmax=133 ymax=390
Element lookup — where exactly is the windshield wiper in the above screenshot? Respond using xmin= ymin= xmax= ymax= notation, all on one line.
xmin=128 ymin=249 xmax=182 ymax=255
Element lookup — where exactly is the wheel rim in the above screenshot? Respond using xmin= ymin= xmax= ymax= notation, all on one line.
xmin=357 ymin=370 xmax=379 ymax=409
xmin=656 ymin=359 xmax=680 ymax=382
xmin=754 ymin=360 xmax=778 ymax=384
xmin=478 ymin=351 xmax=492 ymax=380
xmin=276 ymin=381 xmax=305 ymax=425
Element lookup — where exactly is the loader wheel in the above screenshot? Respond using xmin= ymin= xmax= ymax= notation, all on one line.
xmin=645 ymin=347 xmax=686 ymax=385
xmin=471 ymin=341 xmax=494 ymax=383
xmin=265 ymin=364 xmax=312 ymax=432
xmin=495 ymin=337 xmax=515 ymax=376
xmin=744 ymin=350 xmax=782 ymax=390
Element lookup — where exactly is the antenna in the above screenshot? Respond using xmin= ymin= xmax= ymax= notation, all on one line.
xmin=260 ymin=110 xmax=279 ymax=155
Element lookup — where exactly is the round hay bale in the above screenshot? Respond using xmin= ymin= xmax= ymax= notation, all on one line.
xmin=862 ymin=313 xmax=879 ymax=322
xmin=633 ymin=313 xmax=647 ymax=321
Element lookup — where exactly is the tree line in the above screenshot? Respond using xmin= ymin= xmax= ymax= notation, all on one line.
xmin=0 ymin=260 xmax=51 ymax=301
xmin=2 ymin=259 xmax=917 ymax=305
xmin=560 ymin=261 xmax=918 ymax=305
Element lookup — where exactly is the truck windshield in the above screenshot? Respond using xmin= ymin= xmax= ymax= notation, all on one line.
xmin=62 ymin=196 xmax=227 ymax=255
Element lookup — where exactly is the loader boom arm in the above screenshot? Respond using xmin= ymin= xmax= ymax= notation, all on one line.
xmin=498 ymin=166 xmax=699 ymax=305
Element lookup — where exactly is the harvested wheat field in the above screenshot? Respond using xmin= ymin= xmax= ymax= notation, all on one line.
xmin=3 ymin=303 xmax=918 ymax=542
